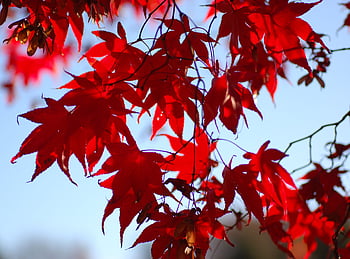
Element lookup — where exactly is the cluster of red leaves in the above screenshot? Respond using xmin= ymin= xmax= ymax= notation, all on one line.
xmin=1 ymin=40 xmax=72 ymax=103
xmin=1 ymin=0 xmax=166 ymax=54
xmin=207 ymin=0 xmax=328 ymax=98
xmin=7 ymin=0 xmax=350 ymax=258
xmin=0 ymin=0 xmax=165 ymax=102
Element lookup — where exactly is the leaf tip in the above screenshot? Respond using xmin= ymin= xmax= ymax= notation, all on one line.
xmin=10 ymin=154 xmax=19 ymax=164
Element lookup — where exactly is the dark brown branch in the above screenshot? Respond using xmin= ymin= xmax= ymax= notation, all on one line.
xmin=284 ymin=110 xmax=350 ymax=173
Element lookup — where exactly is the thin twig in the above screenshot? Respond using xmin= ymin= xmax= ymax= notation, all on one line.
xmin=283 ymin=111 xmax=350 ymax=173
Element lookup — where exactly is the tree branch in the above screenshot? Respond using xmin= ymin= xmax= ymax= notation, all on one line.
xmin=284 ymin=110 xmax=350 ymax=173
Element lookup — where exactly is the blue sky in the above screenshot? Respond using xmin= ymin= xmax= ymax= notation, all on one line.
xmin=1 ymin=1 xmax=350 ymax=258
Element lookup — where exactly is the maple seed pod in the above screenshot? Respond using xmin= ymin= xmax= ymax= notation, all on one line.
xmin=38 ymin=33 xmax=46 ymax=49
xmin=185 ymin=228 xmax=196 ymax=249
xmin=27 ymin=34 xmax=39 ymax=56
xmin=0 ymin=4 xmax=8 ymax=26
xmin=16 ymin=29 xmax=29 ymax=44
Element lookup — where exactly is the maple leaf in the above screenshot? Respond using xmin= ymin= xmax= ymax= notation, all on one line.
xmin=165 ymin=178 xmax=197 ymax=200
xmin=213 ymin=0 xmax=262 ymax=55
xmin=180 ymin=15 xmax=215 ymax=64
xmin=299 ymin=163 xmax=347 ymax=203
xmin=82 ymin=29 xmax=146 ymax=80
xmin=198 ymin=176 xmax=223 ymax=204
xmin=203 ymin=74 xmax=262 ymax=134
xmin=60 ymin=70 xmax=144 ymax=124
xmin=95 ymin=143 xmax=173 ymax=243
xmin=250 ymin=0 xmax=328 ymax=72
xmin=11 ymin=76 xmax=141 ymax=179
xmin=299 ymin=163 xmax=348 ymax=222
xmin=288 ymin=209 xmax=336 ymax=258
xmin=244 ymin=141 xmax=296 ymax=209
xmin=133 ymin=206 xmax=232 ymax=259
xmin=261 ymin=188 xmax=335 ymax=258
xmin=5 ymin=41 xmax=71 ymax=86
xmin=261 ymin=215 xmax=295 ymax=258
xmin=228 ymin=42 xmax=286 ymax=99
xmin=137 ymin=48 xmax=203 ymax=139
xmin=338 ymin=2 xmax=350 ymax=30
xmin=11 ymin=98 xmax=77 ymax=184
xmin=222 ymin=164 xmax=264 ymax=224
xmin=162 ymin=128 xmax=217 ymax=183
xmin=132 ymin=206 xmax=188 ymax=259
xmin=327 ymin=143 xmax=350 ymax=159
xmin=153 ymin=15 xmax=214 ymax=64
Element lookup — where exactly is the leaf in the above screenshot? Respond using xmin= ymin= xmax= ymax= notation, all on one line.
xmin=133 ymin=206 xmax=231 ymax=258
xmin=251 ymin=0 xmax=327 ymax=73
xmin=203 ymin=75 xmax=228 ymax=127
xmin=204 ymin=74 xmax=262 ymax=133
xmin=215 ymin=1 xmax=261 ymax=54
xmin=165 ymin=178 xmax=197 ymax=199
xmin=244 ymin=141 xmax=296 ymax=210
xmin=96 ymin=145 xmax=173 ymax=243
xmin=198 ymin=176 xmax=223 ymax=204
xmin=117 ymin=22 xmax=127 ymax=40
xmin=162 ymin=128 xmax=217 ymax=183
xmin=151 ymin=105 xmax=167 ymax=140
xmin=328 ymin=143 xmax=350 ymax=159
xmin=223 ymin=164 xmax=264 ymax=224
xmin=50 ymin=16 xmax=69 ymax=53
xmin=137 ymin=53 xmax=202 ymax=138
xmin=68 ymin=10 xmax=84 ymax=51
xmin=261 ymin=215 xmax=294 ymax=258
xmin=11 ymin=98 xmax=77 ymax=184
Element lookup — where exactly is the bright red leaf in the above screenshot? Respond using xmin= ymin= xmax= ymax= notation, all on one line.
xmin=96 ymin=143 xmax=173 ymax=243
xmin=162 ymin=128 xmax=217 ymax=183
xmin=203 ymin=74 xmax=262 ymax=133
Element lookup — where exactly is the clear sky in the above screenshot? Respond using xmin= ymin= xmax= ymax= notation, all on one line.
xmin=1 ymin=1 xmax=350 ymax=259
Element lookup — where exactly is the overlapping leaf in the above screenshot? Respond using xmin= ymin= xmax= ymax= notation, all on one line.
xmin=133 ymin=206 xmax=232 ymax=259
xmin=250 ymin=0 xmax=328 ymax=72
xmin=95 ymin=143 xmax=172 ymax=243
xmin=203 ymin=74 xmax=262 ymax=133
xmin=162 ymin=128 xmax=217 ymax=184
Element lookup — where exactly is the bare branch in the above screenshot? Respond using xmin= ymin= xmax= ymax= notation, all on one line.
xmin=284 ymin=110 xmax=350 ymax=173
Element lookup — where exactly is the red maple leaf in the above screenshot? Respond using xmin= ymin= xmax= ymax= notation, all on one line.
xmin=299 ymin=163 xmax=348 ymax=222
xmin=95 ymin=143 xmax=173 ymax=244
xmin=338 ymin=2 xmax=350 ymax=30
xmin=244 ymin=141 xmax=296 ymax=209
xmin=213 ymin=0 xmax=262 ymax=55
xmin=199 ymin=176 xmax=223 ymax=204
xmin=228 ymin=42 xmax=287 ymax=99
xmin=162 ymin=128 xmax=217 ymax=184
xmin=203 ymin=74 xmax=262 ymax=134
xmin=137 ymin=50 xmax=203 ymax=139
xmin=11 ymin=98 xmax=77 ymax=184
xmin=223 ymin=164 xmax=264 ymax=224
xmin=11 ymin=75 xmax=141 ymax=180
xmin=250 ymin=0 xmax=328 ymax=72
xmin=328 ymin=143 xmax=350 ymax=159
xmin=299 ymin=163 xmax=347 ymax=203
xmin=2 ymin=41 xmax=72 ymax=102
xmin=133 ymin=205 xmax=232 ymax=259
